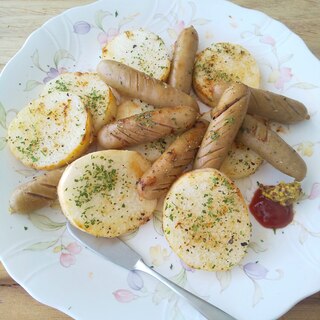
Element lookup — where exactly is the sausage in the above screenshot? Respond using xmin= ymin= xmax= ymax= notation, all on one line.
xmin=137 ymin=120 xmax=208 ymax=200
xmin=194 ymin=83 xmax=250 ymax=169
xmin=10 ymin=168 xmax=64 ymax=213
xmin=236 ymin=114 xmax=307 ymax=181
xmin=248 ymin=87 xmax=310 ymax=124
xmin=97 ymin=60 xmax=199 ymax=111
xmin=167 ymin=26 xmax=199 ymax=93
xmin=98 ymin=106 xmax=199 ymax=149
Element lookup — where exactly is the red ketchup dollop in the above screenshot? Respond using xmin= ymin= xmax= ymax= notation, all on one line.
xmin=249 ymin=188 xmax=293 ymax=229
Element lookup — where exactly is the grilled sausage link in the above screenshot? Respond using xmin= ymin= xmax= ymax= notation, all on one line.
xmin=237 ymin=114 xmax=307 ymax=181
xmin=248 ymin=87 xmax=309 ymax=124
xmin=167 ymin=26 xmax=199 ymax=93
xmin=194 ymin=83 xmax=250 ymax=169
xmin=97 ymin=60 xmax=199 ymax=111
xmin=137 ymin=120 xmax=208 ymax=200
xmin=10 ymin=168 xmax=64 ymax=213
xmin=98 ymin=106 xmax=199 ymax=149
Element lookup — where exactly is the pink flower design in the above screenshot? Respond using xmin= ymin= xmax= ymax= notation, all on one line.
xmin=113 ymin=289 xmax=138 ymax=303
xmin=269 ymin=67 xmax=293 ymax=90
xmin=58 ymin=242 xmax=82 ymax=268
xmin=309 ymin=183 xmax=320 ymax=200
xmin=66 ymin=242 xmax=82 ymax=254
xmin=274 ymin=67 xmax=293 ymax=90
xmin=98 ymin=28 xmax=119 ymax=48
xmin=260 ymin=35 xmax=275 ymax=46
xmin=60 ymin=253 xmax=76 ymax=268
xmin=174 ymin=20 xmax=185 ymax=35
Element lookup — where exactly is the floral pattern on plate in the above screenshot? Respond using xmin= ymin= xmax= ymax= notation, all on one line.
xmin=1 ymin=1 xmax=320 ymax=320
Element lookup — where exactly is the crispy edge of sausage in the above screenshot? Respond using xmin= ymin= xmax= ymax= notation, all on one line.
xmin=194 ymin=84 xmax=250 ymax=169
xmin=137 ymin=120 xmax=208 ymax=200
xmin=97 ymin=60 xmax=199 ymax=112
xmin=167 ymin=26 xmax=199 ymax=94
xmin=10 ymin=168 xmax=64 ymax=214
xmin=97 ymin=106 xmax=199 ymax=149
xmin=236 ymin=114 xmax=307 ymax=181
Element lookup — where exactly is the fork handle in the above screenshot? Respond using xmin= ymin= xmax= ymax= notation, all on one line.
xmin=134 ymin=259 xmax=235 ymax=320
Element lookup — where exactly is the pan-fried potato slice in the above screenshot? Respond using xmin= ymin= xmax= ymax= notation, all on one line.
xmin=163 ymin=168 xmax=251 ymax=271
xmin=7 ymin=92 xmax=92 ymax=170
xmin=193 ymin=42 xmax=260 ymax=107
xmin=58 ymin=150 xmax=157 ymax=237
xmin=220 ymin=142 xmax=263 ymax=179
xmin=116 ymin=99 xmax=176 ymax=162
xmin=42 ymin=72 xmax=117 ymax=133
xmin=102 ymin=29 xmax=171 ymax=81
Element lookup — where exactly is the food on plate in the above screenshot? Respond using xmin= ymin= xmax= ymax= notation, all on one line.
xmin=42 ymin=72 xmax=117 ymax=133
xmin=163 ymin=168 xmax=251 ymax=271
xmin=97 ymin=106 xmax=198 ymax=149
xmin=220 ymin=142 xmax=263 ymax=179
xmin=137 ymin=120 xmax=208 ymax=200
xmin=194 ymin=84 xmax=250 ymax=169
xmin=102 ymin=29 xmax=171 ymax=81
xmin=193 ymin=42 xmax=260 ymax=107
xmin=236 ymin=114 xmax=307 ymax=181
xmin=200 ymin=111 xmax=263 ymax=179
xmin=7 ymin=92 xmax=92 ymax=170
xmin=247 ymin=87 xmax=310 ymax=124
xmin=58 ymin=150 xmax=157 ymax=237
xmin=258 ymin=181 xmax=302 ymax=206
xmin=116 ymin=99 xmax=176 ymax=162
xmin=249 ymin=181 xmax=302 ymax=229
xmin=192 ymin=41 xmax=309 ymax=124
xmin=167 ymin=26 xmax=199 ymax=93
xmin=97 ymin=60 xmax=199 ymax=111
xmin=6 ymin=23 xmax=310 ymax=271
xmin=10 ymin=168 xmax=64 ymax=213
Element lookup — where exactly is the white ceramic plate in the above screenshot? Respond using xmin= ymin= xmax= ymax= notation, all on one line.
xmin=1 ymin=0 xmax=320 ymax=319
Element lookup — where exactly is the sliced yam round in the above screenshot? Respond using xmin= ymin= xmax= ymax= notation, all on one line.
xmin=193 ymin=42 xmax=260 ymax=107
xmin=58 ymin=150 xmax=157 ymax=237
xmin=42 ymin=72 xmax=117 ymax=133
xmin=7 ymin=92 xmax=92 ymax=170
xmin=116 ymin=99 xmax=176 ymax=162
xmin=102 ymin=29 xmax=171 ymax=81
xmin=220 ymin=142 xmax=263 ymax=179
xmin=163 ymin=168 xmax=251 ymax=271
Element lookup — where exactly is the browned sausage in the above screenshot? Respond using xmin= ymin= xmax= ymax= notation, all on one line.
xmin=236 ymin=114 xmax=307 ymax=181
xmin=194 ymin=83 xmax=250 ymax=169
xmin=98 ymin=106 xmax=199 ymax=149
xmin=137 ymin=120 xmax=208 ymax=200
xmin=97 ymin=60 xmax=199 ymax=111
xmin=248 ymin=87 xmax=309 ymax=124
xmin=167 ymin=26 xmax=199 ymax=93
xmin=10 ymin=168 xmax=64 ymax=213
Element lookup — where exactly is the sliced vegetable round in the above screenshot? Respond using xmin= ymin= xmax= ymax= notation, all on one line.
xmin=102 ymin=29 xmax=171 ymax=81
xmin=58 ymin=150 xmax=157 ymax=237
xmin=163 ymin=168 xmax=251 ymax=271
xmin=7 ymin=92 xmax=92 ymax=170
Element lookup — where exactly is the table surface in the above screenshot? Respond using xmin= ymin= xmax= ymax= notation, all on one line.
xmin=0 ymin=0 xmax=319 ymax=319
